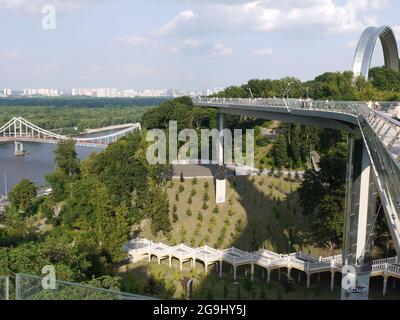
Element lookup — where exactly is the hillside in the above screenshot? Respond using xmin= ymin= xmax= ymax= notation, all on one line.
xmin=140 ymin=174 xmax=326 ymax=255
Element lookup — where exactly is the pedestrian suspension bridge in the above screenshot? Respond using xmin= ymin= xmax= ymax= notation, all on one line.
xmin=0 ymin=116 xmax=141 ymax=149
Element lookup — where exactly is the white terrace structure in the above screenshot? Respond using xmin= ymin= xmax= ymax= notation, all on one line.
xmin=125 ymin=238 xmax=400 ymax=296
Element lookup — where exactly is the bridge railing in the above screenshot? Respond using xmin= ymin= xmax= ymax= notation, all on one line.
xmin=15 ymin=273 xmax=155 ymax=300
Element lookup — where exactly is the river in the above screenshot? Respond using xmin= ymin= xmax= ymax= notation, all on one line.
xmin=0 ymin=130 xmax=122 ymax=196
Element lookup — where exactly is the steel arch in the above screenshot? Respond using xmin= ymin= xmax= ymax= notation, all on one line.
xmin=353 ymin=25 xmax=400 ymax=79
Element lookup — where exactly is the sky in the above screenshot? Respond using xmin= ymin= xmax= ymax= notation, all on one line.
xmin=0 ymin=0 xmax=399 ymax=91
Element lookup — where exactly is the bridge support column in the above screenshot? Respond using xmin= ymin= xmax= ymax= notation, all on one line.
xmin=251 ymin=264 xmax=255 ymax=282
xmin=307 ymin=274 xmax=311 ymax=289
xmin=169 ymin=255 xmax=172 ymax=268
xmin=14 ymin=141 xmax=24 ymax=156
xmin=267 ymin=269 xmax=271 ymax=284
xmin=298 ymin=271 xmax=301 ymax=284
xmin=330 ymin=271 xmax=335 ymax=292
xmin=219 ymin=260 xmax=223 ymax=278
xmin=233 ymin=265 xmax=237 ymax=281
xmin=216 ymin=113 xmax=227 ymax=204
xmin=341 ymin=138 xmax=376 ymax=300
xmin=287 ymin=268 xmax=292 ymax=283
xmin=383 ymin=276 xmax=389 ymax=296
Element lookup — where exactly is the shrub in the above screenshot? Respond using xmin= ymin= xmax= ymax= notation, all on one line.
xmin=172 ymin=204 xmax=177 ymax=213
xmin=192 ymin=177 xmax=198 ymax=185
xmin=179 ymin=184 xmax=185 ymax=193
xmin=172 ymin=213 xmax=179 ymax=223
xmin=180 ymin=172 xmax=184 ymax=183
xmin=212 ymin=206 xmax=219 ymax=214
xmin=186 ymin=209 xmax=192 ymax=217
xmin=202 ymin=202 xmax=209 ymax=210
xmin=190 ymin=189 xmax=197 ymax=197
xmin=197 ymin=211 xmax=203 ymax=222
xmin=175 ymin=193 xmax=179 ymax=201
xmin=204 ymin=181 xmax=209 ymax=190
xmin=188 ymin=196 xmax=192 ymax=205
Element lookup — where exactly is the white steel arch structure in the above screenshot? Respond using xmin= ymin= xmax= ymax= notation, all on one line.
xmin=353 ymin=25 xmax=400 ymax=80
xmin=0 ymin=117 xmax=141 ymax=148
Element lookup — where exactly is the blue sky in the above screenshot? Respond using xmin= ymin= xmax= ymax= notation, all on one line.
xmin=0 ymin=0 xmax=399 ymax=90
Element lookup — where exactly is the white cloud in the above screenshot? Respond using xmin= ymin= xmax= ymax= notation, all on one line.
xmin=209 ymin=41 xmax=233 ymax=57
xmin=158 ymin=10 xmax=197 ymax=36
xmin=157 ymin=0 xmax=392 ymax=37
xmin=252 ymin=48 xmax=274 ymax=56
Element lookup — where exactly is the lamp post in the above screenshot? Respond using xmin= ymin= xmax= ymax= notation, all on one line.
xmin=248 ymin=88 xmax=254 ymax=99
xmin=386 ymin=243 xmax=390 ymax=260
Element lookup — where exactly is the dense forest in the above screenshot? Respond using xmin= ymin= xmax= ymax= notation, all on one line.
xmin=0 ymin=106 xmax=154 ymax=135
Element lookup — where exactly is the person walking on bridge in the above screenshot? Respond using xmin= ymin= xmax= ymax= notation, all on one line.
xmin=392 ymin=103 xmax=400 ymax=122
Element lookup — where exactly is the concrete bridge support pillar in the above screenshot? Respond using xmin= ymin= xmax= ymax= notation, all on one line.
xmin=267 ymin=269 xmax=271 ymax=283
xmin=287 ymin=268 xmax=292 ymax=283
xmin=330 ymin=271 xmax=335 ymax=292
xmin=307 ymin=274 xmax=311 ymax=289
xmin=233 ymin=266 xmax=237 ymax=281
xmin=204 ymin=263 xmax=208 ymax=275
xmin=341 ymin=138 xmax=376 ymax=300
xmin=180 ymin=260 xmax=183 ymax=271
xmin=169 ymin=256 xmax=172 ymax=268
xmin=219 ymin=261 xmax=223 ymax=278
xmin=14 ymin=141 xmax=24 ymax=156
xmin=251 ymin=264 xmax=255 ymax=282
xmin=298 ymin=271 xmax=301 ymax=284
xmin=216 ymin=113 xmax=227 ymax=204
xmin=383 ymin=276 xmax=389 ymax=296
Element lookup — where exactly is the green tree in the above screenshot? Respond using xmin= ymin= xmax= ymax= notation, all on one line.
xmin=271 ymin=135 xmax=288 ymax=169
xmin=8 ymin=179 xmax=37 ymax=212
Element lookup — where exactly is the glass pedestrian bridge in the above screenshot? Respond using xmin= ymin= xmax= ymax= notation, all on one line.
xmin=192 ymin=97 xmax=400 ymax=264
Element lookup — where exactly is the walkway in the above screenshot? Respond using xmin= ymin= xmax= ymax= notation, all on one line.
xmin=124 ymin=238 xmax=400 ymax=296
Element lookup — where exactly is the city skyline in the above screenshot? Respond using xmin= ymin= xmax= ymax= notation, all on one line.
xmin=0 ymin=0 xmax=399 ymax=91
